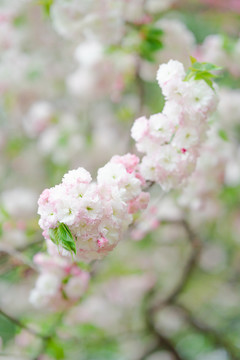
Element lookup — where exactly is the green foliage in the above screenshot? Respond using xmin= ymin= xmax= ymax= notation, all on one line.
xmin=222 ymin=34 xmax=237 ymax=54
xmin=176 ymin=332 xmax=213 ymax=359
xmin=77 ymin=323 xmax=106 ymax=338
xmin=138 ymin=25 xmax=164 ymax=62
xmin=185 ymin=57 xmax=222 ymax=89
xmin=27 ymin=68 xmax=42 ymax=81
xmin=220 ymin=185 xmax=240 ymax=209
xmin=218 ymin=129 xmax=229 ymax=142
xmin=49 ymin=223 xmax=76 ymax=255
xmin=107 ymin=24 xmax=163 ymax=62
xmin=38 ymin=0 xmax=54 ymax=16
xmin=5 ymin=136 xmax=26 ymax=158
xmin=75 ymin=323 xmax=120 ymax=360
xmin=46 ymin=338 xmax=65 ymax=360
xmin=76 ymin=261 xmax=91 ymax=272
xmin=13 ymin=15 xmax=27 ymax=27
xmin=0 ymin=315 xmax=17 ymax=345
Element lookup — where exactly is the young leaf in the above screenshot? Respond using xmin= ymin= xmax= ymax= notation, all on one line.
xmin=57 ymin=223 xmax=76 ymax=255
xmin=139 ymin=25 xmax=164 ymax=62
xmin=218 ymin=129 xmax=229 ymax=142
xmin=191 ymin=62 xmax=222 ymax=72
xmin=222 ymin=35 xmax=236 ymax=54
xmin=49 ymin=227 xmax=59 ymax=246
xmin=190 ymin=56 xmax=197 ymax=64
xmin=185 ymin=58 xmax=222 ymax=89
xmin=38 ymin=0 xmax=54 ymax=17
xmin=49 ymin=224 xmax=76 ymax=255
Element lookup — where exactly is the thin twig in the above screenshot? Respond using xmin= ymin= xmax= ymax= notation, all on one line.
xmin=176 ymin=303 xmax=240 ymax=360
xmin=0 ymin=308 xmax=49 ymax=340
xmin=139 ymin=219 xmax=201 ymax=360
xmin=150 ymin=219 xmax=202 ymax=312
xmin=0 ymin=245 xmax=38 ymax=272
xmin=32 ymin=311 xmax=65 ymax=360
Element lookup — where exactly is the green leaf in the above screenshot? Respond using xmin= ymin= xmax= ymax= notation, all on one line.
xmin=0 ymin=205 xmax=10 ymax=220
xmin=49 ymin=223 xmax=76 ymax=255
xmin=190 ymin=56 xmax=197 ymax=64
xmin=191 ymin=62 xmax=222 ymax=72
xmin=76 ymin=261 xmax=91 ymax=272
xmin=194 ymin=71 xmax=218 ymax=79
xmin=218 ymin=129 xmax=229 ymax=141
xmin=185 ymin=59 xmax=222 ymax=89
xmin=49 ymin=227 xmax=59 ymax=246
xmin=38 ymin=0 xmax=54 ymax=16
xmin=46 ymin=338 xmax=65 ymax=360
xmin=139 ymin=25 xmax=164 ymax=62
xmin=0 ymin=315 xmax=17 ymax=345
xmin=220 ymin=185 xmax=240 ymax=209
xmin=222 ymin=34 xmax=236 ymax=54
xmin=13 ymin=15 xmax=27 ymax=27
xmin=58 ymin=223 xmax=76 ymax=255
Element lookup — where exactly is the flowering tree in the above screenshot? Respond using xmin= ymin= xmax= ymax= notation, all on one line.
xmin=0 ymin=1 xmax=240 ymax=360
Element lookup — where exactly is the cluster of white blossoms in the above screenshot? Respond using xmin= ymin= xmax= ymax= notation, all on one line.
xmin=29 ymin=253 xmax=89 ymax=309
xmin=38 ymin=154 xmax=149 ymax=262
xmin=131 ymin=60 xmax=219 ymax=191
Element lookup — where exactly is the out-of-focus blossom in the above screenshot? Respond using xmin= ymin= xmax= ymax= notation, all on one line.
xmin=23 ymin=101 xmax=54 ymax=138
xmin=195 ymin=34 xmax=240 ymax=77
xmin=1 ymin=188 xmax=37 ymax=219
xmin=29 ymin=253 xmax=89 ymax=310
xmin=201 ymin=0 xmax=240 ymax=13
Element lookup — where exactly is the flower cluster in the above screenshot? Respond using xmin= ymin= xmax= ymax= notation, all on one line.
xmin=29 ymin=253 xmax=89 ymax=310
xmin=131 ymin=59 xmax=219 ymax=191
xmin=38 ymin=154 xmax=149 ymax=261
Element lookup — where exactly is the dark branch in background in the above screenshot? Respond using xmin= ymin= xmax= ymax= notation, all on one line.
xmin=139 ymin=219 xmax=201 ymax=360
xmin=176 ymin=303 xmax=240 ymax=360
xmin=139 ymin=218 xmax=240 ymax=360
xmin=0 ymin=308 xmax=65 ymax=360
xmin=0 ymin=246 xmax=38 ymax=272
xmin=151 ymin=218 xmax=202 ymax=312
xmin=32 ymin=312 xmax=64 ymax=360
xmin=0 ymin=308 xmax=49 ymax=340
xmin=16 ymin=238 xmax=44 ymax=252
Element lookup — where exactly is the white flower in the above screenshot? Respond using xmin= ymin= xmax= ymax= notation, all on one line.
xmin=156 ymin=59 xmax=186 ymax=98
xmin=74 ymin=40 xmax=103 ymax=67
xmin=131 ymin=116 xmax=148 ymax=142
xmin=62 ymin=168 xmax=92 ymax=185
xmin=172 ymin=126 xmax=200 ymax=149
xmin=64 ymin=276 xmax=88 ymax=300
xmin=149 ymin=113 xmax=173 ymax=144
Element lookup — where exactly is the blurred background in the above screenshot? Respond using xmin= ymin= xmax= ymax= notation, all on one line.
xmin=0 ymin=0 xmax=240 ymax=359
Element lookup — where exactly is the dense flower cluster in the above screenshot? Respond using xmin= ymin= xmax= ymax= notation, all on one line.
xmin=29 ymin=253 xmax=89 ymax=309
xmin=38 ymin=154 xmax=149 ymax=261
xmin=131 ymin=60 xmax=218 ymax=191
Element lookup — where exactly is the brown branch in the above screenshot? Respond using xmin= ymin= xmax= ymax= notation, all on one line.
xmin=0 ymin=308 xmax=49 ymax=340
xmin=176 ymin=303 xmax=240 ymax=360
xmin=31 ymin=311 xmax=65 ymax=360
xmin=150 ymin=219 xmax=202 ymax=313
xmin=0 ymin=245 xmax=38 ymax=272
xmin=139 ymin=219 xmax=201 ymax=360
